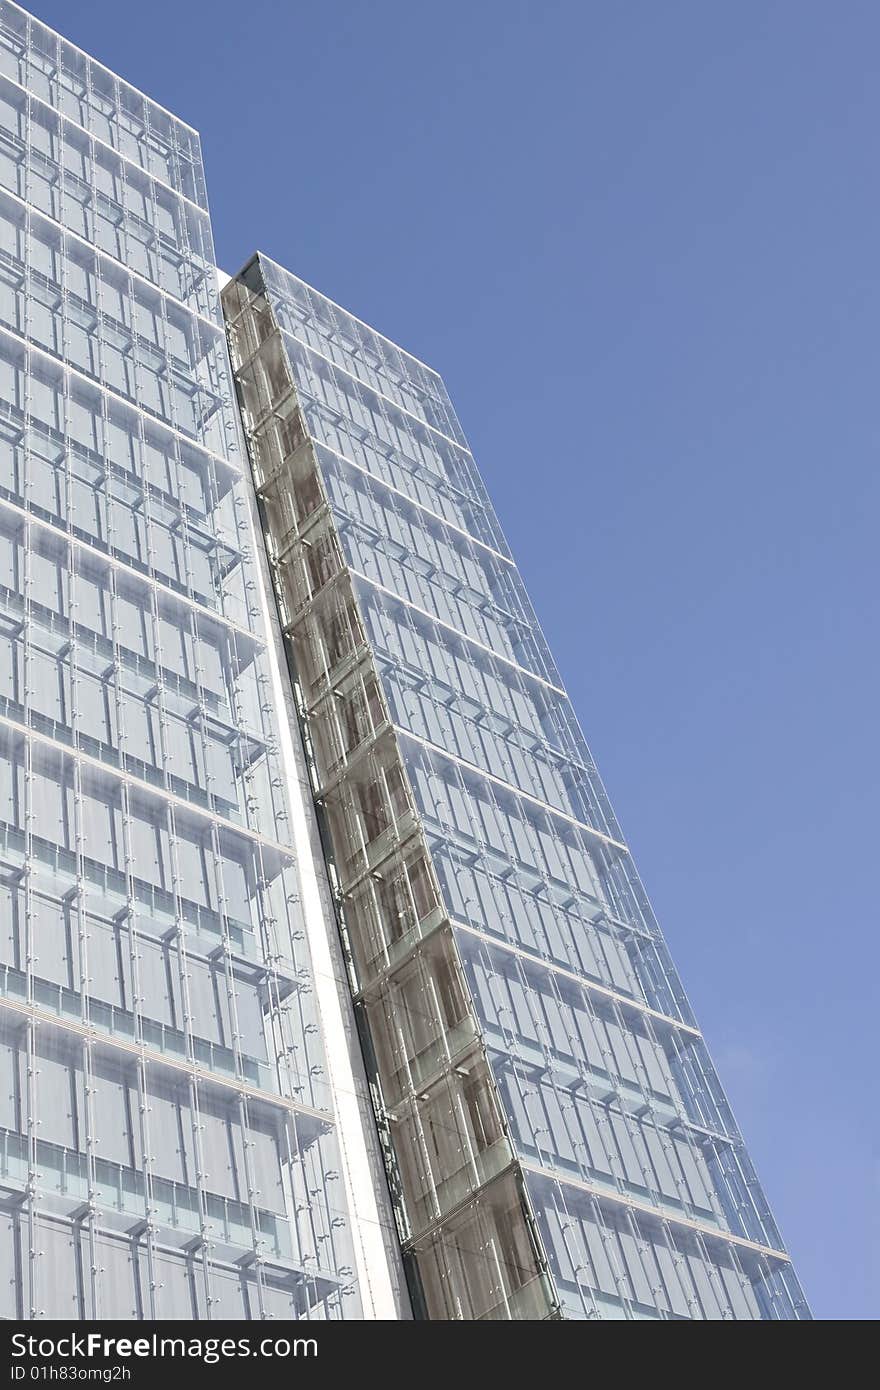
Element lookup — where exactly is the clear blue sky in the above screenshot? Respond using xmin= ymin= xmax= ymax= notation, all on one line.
xmin=35 ymin=0 xmax=877 ymax=1319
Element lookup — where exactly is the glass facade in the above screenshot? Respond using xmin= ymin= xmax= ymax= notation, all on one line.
xmin=0 ymin=0 xmax=810 ymax=1325
xmin=0 ymin=2 xmax=401 ymax=1321
xmin=223 ymin=254 xmax=811 ymax=1321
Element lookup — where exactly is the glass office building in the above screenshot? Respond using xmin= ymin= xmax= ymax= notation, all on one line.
xmin=0 ymin=1 xmax=809 ymax=1322
xmin=223 ymin=255 xmax=810 ymax=1321
xmin=0 ymin=1 xmax=406 ymax=1321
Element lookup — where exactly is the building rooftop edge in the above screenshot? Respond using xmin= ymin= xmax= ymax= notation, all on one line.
xmin=223 ymin=249 xmax=444 ymax=382
xmin=6 ymin=0 xmax=201 ymax=137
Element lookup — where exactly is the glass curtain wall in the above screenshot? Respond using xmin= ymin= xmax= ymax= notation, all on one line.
xmin=0 ymin=2 xmax=363 ymax=1320
xmin=223 ymin=253 xmax=811 ymax=1321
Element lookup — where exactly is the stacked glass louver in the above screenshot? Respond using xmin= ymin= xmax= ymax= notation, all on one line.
xmin=222 ymin=253 xmax=811 ymax=1321
xmin=0 ymin=1 xmax=381 ymax=1320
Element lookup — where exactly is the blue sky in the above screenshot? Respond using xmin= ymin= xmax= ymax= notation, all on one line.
xmin=35 ymin=0 xmax=877 ymax=1319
